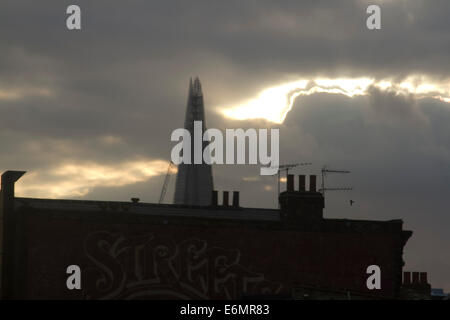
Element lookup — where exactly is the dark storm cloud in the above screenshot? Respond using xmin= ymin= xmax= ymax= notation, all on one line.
xmin=278 ymin=91 xmax=450 ymax=290
xmin=0 ymin=0 xmax=449 ymax=290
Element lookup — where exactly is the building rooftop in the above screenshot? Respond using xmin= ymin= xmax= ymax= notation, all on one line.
xmin=14 ymin=196 xmax=410 ymax=236
xmin=15 ymin=197 xmax=280 ymax=222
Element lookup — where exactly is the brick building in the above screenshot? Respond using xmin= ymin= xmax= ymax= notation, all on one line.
xmin=0 ymin=170 xmax=429 ymax=299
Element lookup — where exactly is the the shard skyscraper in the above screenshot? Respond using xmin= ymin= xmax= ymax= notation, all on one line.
xmin=173 ymin=77 xmax=214 ymax=206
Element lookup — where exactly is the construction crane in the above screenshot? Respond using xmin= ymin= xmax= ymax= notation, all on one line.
xmin=320 ymin=166 xmax=353 ymax=205
xmin=276 ymin=162 xmax=312 ymax=200
xmin=159 ymin=161 xmax=175 ymax=204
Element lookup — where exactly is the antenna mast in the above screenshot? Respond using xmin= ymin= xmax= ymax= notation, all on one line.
xmin=320 ymin=166 xmax=353 ymax=205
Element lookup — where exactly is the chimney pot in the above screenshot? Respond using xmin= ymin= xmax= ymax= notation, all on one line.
xmin=403 ymin=271 xmax=411 ymax=285
xmin=223 ymin=191 xmax=229 ymax=206
xmin=232 ymin=191 xmax=239 ymax=207
xmin=420 ymin=272 xmax=428 ymax=284
xmin=309 ymin=175 xmax=317 ymax=192
xmin=131 ymin=197 xmax=140 ymax=204
xmin=287 ymin=174 xmax=294 ymax=192
xmin=298 ymin=175 xmax=306 ymax=191
xmin=412 ymin=272 xmax=420 ymax=284
xmin=211 ymin=190 xmax=218 ymax=206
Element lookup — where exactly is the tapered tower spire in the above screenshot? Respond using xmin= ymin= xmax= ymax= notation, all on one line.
xmin=173 ymin=77 xmax=214 ymax=206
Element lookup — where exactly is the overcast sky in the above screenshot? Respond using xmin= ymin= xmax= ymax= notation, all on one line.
xmin=1 ymin=0 xmax=449 ymax=291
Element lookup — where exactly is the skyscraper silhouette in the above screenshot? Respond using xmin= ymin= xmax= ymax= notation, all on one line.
xmin=173 ymin=77 xmax=214 ymax=206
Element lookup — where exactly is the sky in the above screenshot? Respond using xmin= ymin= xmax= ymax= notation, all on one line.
xmin=1 ymin=0 xmax=449 ymax=291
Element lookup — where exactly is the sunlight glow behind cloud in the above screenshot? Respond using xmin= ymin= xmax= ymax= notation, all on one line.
xmin=0 ymin=86 xmax=53 ymax=100
xmin=15 ymin=159 xmax=172 ymax=198
xmin=221 ymin=76 xmax=450 ymax=123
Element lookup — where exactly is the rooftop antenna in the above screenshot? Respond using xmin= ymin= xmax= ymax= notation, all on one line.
xmin=159 ymin=161 xmax=175 ymax=204
xmin=320 ymin=165 xmax=353 ymax=206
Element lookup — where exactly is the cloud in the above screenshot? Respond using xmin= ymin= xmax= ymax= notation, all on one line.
xmin=0 ymin=86 xmax=53 ymax=101
xmin=221 ymin=76 xmax=450 ymax=123
xmin=16 ymin=159 xmax=169 ymax=198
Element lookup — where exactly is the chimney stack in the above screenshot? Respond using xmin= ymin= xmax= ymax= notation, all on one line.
xmin=309 ymin=175 xmax=316 ymax=192
xmin=287 ymin=174 xmax=294 ymax=192
xmin=402 ymin=271 xmax=431 ymax=299
xmin=278 ymin=173 xmax=324 ymax=224
xmin=1 ymin=171 xmax=26 ymax=300
xmin=223 ymin=191 xmax=229 ymax=206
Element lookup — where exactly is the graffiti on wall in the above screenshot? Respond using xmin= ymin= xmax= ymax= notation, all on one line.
xmin=84 ymin=231 xmax=283 ymax=299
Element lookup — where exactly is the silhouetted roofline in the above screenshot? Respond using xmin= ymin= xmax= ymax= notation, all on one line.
xmin=14 ymin=197 xmax=412 ymax=237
